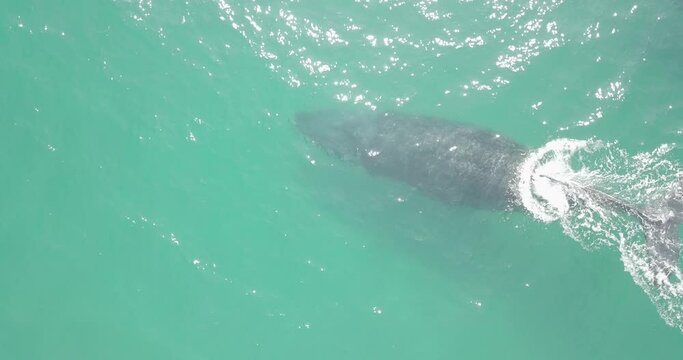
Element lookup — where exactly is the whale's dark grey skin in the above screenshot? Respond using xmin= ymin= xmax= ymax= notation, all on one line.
xmin=296 ymin=110 xmax=683 ymax=279
xmin=296 ymin=110 xmax=527 ymax=209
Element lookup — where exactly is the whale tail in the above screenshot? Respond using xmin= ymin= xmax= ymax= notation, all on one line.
xmin=540 ymin=174 xmax=683 ymax=283
xmin=642 ymin=176 xmax=683 ymax=283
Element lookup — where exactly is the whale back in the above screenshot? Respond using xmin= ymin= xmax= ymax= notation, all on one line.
xmin=297 ymin=111 xmax=528 ymax=209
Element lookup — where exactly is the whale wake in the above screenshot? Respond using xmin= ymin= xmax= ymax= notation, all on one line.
xmin=519 ymin=139 xmax=683 ymax=331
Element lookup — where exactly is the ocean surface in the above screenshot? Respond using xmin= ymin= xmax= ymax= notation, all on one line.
xmin=3 ymin=0 xmax=683 ymax=359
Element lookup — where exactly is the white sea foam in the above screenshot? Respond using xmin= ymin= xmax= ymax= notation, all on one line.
xmin=517 ymin=138 xmax=589 ymax=222
xmin=516 ymin=138 xmax=683 ymax=332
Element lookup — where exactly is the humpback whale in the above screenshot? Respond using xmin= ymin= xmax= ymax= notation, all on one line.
xmin=296 ymin=110 xmax=683 ymax=279
xmin=296 ymin=110 xmax=527 ymax=209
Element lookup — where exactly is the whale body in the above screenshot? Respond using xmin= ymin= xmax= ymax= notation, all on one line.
xmin=296 ymin=110 xmax=527 ymax=209
xmin=296 ymin=109 xmax=683 ymax=279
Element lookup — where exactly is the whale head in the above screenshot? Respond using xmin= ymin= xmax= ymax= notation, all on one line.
xmin=295 ymin=110 xmax=378 ymax=161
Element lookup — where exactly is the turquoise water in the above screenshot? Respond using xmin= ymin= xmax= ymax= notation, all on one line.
xmin=3 ymin=0 xmax=683 ymax=358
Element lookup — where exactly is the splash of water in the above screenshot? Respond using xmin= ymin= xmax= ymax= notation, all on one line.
xmin=518 ymin=138 xmax=683 ymax=331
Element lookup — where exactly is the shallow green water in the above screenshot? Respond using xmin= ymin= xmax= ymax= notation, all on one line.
xmin=2 ymin=0 xmax=683 ymax=359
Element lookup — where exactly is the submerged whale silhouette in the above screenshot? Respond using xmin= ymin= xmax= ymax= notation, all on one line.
xmin=296 ymin=110 xmax=683 ymax=279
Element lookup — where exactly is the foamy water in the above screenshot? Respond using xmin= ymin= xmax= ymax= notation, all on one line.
xmin=518 ymin=139 xmax=683 ymax=331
